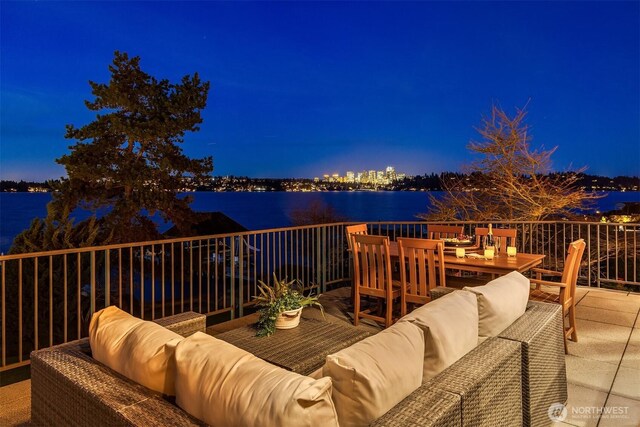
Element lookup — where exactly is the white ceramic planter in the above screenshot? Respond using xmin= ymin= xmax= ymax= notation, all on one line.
xmin=274 ymin=307 xmax=303 ymax=330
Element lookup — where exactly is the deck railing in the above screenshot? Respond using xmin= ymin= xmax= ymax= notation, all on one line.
xmin=0 ymin=220 xmax=638 ymax=371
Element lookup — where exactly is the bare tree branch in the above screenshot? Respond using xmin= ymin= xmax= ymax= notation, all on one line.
xmin=421 ymin=104 xmax=601 ymax=221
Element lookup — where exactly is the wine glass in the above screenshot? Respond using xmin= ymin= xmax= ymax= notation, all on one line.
xmin=494 ymin=236 xmax=501 ymax=256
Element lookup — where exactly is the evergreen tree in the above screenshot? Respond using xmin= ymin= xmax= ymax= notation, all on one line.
xmin=50 ymin=51 xmax=212 ymax=245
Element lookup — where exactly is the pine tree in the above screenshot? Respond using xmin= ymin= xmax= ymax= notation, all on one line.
xmin=51 ymin=51 xmax=212 ymax=244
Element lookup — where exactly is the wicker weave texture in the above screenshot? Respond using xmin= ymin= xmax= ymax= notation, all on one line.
xmin=153 ymin=311 xmax=206 ymax=337
xmin=216 ymin=318 xmax=371 ymax=375
xmin=432 ymin=337 xmax=523 ymax=427
xmin=31 ymin=311 xmax=208 ymax=427
xmin=430 ymin=286 xmax=456 ymax=300
xmin=500 ymin=301 xmax=567 ymax=427
xmin=31 ymin=339 xmax=203 ymax=427
xmin=371 ymin=386 xmax=462 ymax=427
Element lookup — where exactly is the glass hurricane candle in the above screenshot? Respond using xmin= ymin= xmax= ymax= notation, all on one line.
xmin=484 ymin=248 xmax=495 ymax=260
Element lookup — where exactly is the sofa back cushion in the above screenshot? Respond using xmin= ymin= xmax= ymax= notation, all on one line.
xmin=322 ymin=321 xmax=424 ymax=427
xmin=464 ymin=271 xmax=530 ymax=337
xmin=174 ymin=332 xmax=339 ymax=427
xmin=89 ymin=305 xmax=183 ymax=395
xmin=399 ymin=290 xmax=478 ymax=382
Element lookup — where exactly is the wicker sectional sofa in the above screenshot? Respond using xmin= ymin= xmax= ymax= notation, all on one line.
xmin=31 ymin=301 xmax=566 ymax=426
xmin=374 ymin=299 xmax=567 ymax=427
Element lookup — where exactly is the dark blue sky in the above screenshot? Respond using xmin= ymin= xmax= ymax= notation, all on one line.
xmin=1 ymin=1 xmax=638 ymax=180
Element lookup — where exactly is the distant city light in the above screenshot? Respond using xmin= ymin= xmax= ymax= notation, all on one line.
xmin=315 ymin=166 xmax=406 ymax=185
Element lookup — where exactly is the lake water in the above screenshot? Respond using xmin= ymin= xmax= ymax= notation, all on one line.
xmin=1 ymin=191 xmax=638 ymax=253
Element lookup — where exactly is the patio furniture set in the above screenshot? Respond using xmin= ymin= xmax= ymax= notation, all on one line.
xmin=30 ymin=270 xmax=567 ymax=426
xmin=347 ymin=223 xmax=586 ymax=352
xmin=27 ymin=223 xmax=583 ymax=426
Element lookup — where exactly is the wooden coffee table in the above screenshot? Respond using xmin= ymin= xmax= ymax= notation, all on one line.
xmin=215 ymin=318 xmax=371 ymax=375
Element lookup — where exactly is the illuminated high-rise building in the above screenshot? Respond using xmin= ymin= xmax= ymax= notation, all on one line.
xmin=346 ymin=171 xmax=355 ymax=183
xmin=386 ymin=166 xmax=397 ymax=182
xmin=320 ymin=166 xmax=405 ymax=184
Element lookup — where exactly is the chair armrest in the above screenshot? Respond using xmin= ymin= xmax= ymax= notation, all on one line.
xmin=499 ymin=302 xmax=567 ymax=426
xmin=531 ymin=268 xmax=562 ymax=277
xmin=31 ymin=340 xmax=204 ymax=426
xmin=153 ymin=311 xmax=206 ymax=337
xmin=430 ymin=338 xmax=522 ymax=424
xmin=371 ymin=386 xmax=461 ymax=426
xmin=530 ymin=278 xmax=568 ymax=288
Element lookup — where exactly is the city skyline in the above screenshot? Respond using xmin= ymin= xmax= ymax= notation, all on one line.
xmin=1 ymin=2 xmax=639 ymax=181
xmin=319 ymin=166 xmax=406 ymax=185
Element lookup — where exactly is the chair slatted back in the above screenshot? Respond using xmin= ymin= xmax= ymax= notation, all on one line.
xmin=428 ymin=225 xmax=464 ymax=239
xmin=346 ymin=224 xmax=368 ymax=252
xmin=352 ymin=234 xmax=393 ymax=297
xmin=562 ymin=239 xmax=586 ymax=303
xmin=397 ymin=238 xmax=445 ymax=311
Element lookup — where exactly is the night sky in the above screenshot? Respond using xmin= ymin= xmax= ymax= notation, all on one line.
xmin=1 ymin=1 xmax=638 ymax=180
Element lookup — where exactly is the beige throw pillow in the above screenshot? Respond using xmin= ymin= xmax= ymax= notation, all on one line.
xmin=174 ymin=332 xmax=339 ymax=427
xmin=399 ymin=290 xmax=478 ymax=382
xmin=464 ymin=270 xmax=530 ymax=337
xmin=322 ymin=321 xmax=424 ymax=427
xmin=89 ymin=305 xmax=183 ymax=395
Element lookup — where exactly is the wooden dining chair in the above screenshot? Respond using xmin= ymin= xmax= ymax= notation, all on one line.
xmin=474 ymin=227 xmax=517 ymax=254
xmin=397 ymin=238 xmax=446 ymax=316
xmin=427 ymin=224 xmax=464 ymax=239
xmin=351 ymin=234 xmax=401 ymax=328
xmin=529 ymin=239 xmax=586 ymax=353
xmin=345 ymin=224 xmax=368 ymax=252
xmin=346 ymin=224 xmax=369 ymax=301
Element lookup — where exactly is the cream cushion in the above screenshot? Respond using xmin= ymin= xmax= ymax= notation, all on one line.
xmin=174 ymin=332 xmax=339 ymax=427
xmin=322 ymin=321 xmax=424 ymax=427
xmin=464 ymin=270 xmax=530 ymax=337
xmin=89 ymin=305 xmax=183 ymax=395
xmin=399 ymin=290 xmax=478 ymax=382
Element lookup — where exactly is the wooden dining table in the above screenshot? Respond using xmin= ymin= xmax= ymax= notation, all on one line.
xmin=387 ymin=241 xmax=545 ymax=276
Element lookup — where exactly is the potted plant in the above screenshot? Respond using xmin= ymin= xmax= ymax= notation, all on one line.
xmin=253 ymin=274 xmax=324 ymax=337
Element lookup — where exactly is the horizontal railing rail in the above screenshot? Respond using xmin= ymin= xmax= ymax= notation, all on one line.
xmin=0 ymin=220 xmax=637 ymax=371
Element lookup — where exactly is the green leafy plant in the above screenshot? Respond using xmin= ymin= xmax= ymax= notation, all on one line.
xmin=253 ymin=274 xmax=323 ymax=337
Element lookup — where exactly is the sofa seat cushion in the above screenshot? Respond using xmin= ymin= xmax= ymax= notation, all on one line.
xmin=174 ymin=332 xmax=339 ymax=427
xmin=89 ymin=306 xmax=183 ymax=395
xmin=399 ymin=290 xmax=478 ymax=382
xmin=464 ymin=270 xmax=530 ymax=337
xmin=322 ymin=321 xmax=424 ymax=427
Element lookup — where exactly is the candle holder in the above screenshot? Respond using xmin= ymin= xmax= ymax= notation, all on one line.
xmin=455 ymin=248 xmax=465 ymax=258
xmin=507 ymin=246 xmax=517 ymax=257
xmin=484 ymin=248 xmax=495 ymax=260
